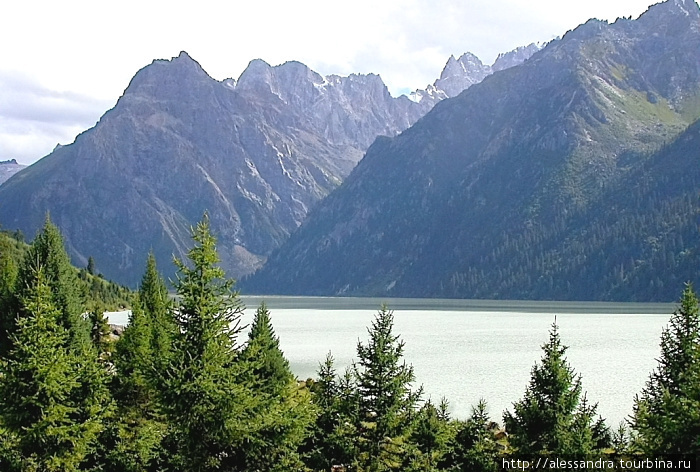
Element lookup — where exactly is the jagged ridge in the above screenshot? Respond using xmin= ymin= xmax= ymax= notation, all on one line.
xmin=245 ymin=0 xmax=700 ymax=301
xmin=0 ymin=45 xmax=534 ymax=286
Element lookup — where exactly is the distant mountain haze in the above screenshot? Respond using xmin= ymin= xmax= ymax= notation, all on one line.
xmin=0 ymin=44 xmax=536 ymax=287
xmin=245 ymin=0 xmax=700 ymax=301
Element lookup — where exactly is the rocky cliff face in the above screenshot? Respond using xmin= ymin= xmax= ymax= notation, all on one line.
xmin=245 ymin=0 xmax=700 ymax=301
xmin=0 ymin=53 xmax=420 ymax=285
xmin=0 ymin=160 xmax=26 ymax=186
xmin=409 ymin=44 xmax=541 ymax=105
xmin=0 ymin=43 xmax=534 ymax=286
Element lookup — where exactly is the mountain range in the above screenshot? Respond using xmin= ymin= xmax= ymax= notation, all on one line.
xmin=0 ymin=43 xmax=536 ymax=286
xmin=245 ymin=0 xmax=700 ymax=301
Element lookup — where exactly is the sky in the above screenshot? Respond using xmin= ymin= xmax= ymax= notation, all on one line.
xmin=0 ymin=0 xmax=691 ymax=165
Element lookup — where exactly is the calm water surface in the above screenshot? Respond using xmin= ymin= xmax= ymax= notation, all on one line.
xmin=241 ymin=297 xmax=673 ymax=428
xmin=108 ymin=297 xmax=675 ymax=428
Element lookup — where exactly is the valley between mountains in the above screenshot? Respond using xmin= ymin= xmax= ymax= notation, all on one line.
xmin=1 ymin=0 xmax=699 ymax=302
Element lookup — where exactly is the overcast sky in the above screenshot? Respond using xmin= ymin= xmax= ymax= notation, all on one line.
xmin=1 ymin=0 xmax=690 ymax=165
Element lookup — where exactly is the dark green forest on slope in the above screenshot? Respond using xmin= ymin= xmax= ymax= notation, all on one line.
xmin=1 ymin=216 xmax=700 ymax=471
xmin=437 ymin=119 xmax=700 ymax=301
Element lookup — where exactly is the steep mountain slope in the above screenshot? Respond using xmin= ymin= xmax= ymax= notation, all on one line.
xmin=246 ymin=0 xmax=700 ymax=301
xmin=0 ymin=53 xmax=425 ymax=285
xmin=0 ymin=46 xmax=534 ymax=286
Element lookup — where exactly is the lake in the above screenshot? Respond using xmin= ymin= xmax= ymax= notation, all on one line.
xmin=240 ymin=296 xmax=674 ymax=428
xmin=107 ymin=296 xmax=676 ymax=428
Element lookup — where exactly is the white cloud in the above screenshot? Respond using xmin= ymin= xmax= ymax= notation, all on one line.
xmin=0 ymin=71 xmax=113 ymax=163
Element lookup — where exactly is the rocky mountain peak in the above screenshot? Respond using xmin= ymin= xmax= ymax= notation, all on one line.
xmin=123 ymin=51 xmax=212 ymax=100
xmin=637 ymin=0 xmax=700 ymax=32
xmin=435 ymin=52 xmax=490 ymax=97
xmin=409 ymin=44 xmax=541 ymax=105
xmin=0 ymin=159 xmax=26 ymax=186
xmin=234 ymin=58 xmax=275 ymax=92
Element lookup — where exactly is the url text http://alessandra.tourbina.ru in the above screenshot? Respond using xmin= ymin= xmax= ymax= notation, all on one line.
xmin=501 ymin=456 xmax=696 ymax=471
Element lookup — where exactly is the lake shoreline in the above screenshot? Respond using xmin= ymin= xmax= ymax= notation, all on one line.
xmin=241 ymin=295 xmax=674 ymax=315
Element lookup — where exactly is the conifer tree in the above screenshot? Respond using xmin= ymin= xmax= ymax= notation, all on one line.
xmin=158 ymin=214 xmax=260 ymax=471
xmin=409 ymin=399 xmax=452 ymax=472
xmin=440 ymin=400 xmax=499 ymax=472
xmin=241 ymin=302 xmax=294 ymax=394
xmin=0 ymin=267 xmax=104 ymax=471
xmin=1 ymin=219 xmax=113 ymax=469
xmin=503 ymin=320 xmax=609 ymax=456
xmin=16 ymin=215 xmax=90 ymax=351
xmin=305 ymin=353 xmax=361 ymax=471
xmin=631 ymin=284 xmax=700 ymax=455
xmin=87 ymin=255 xmax=96 ymax=275
xmin=306 ymin=353 xmax=341 ymax=469
xmin=353 ymin=306 xmax=423 ymax=472
xmin=108 ymin=253 xmax=173 ymax=472
xmin=238 ymin=302 xmax=314 ymax=471
xmin=140 ymin=251 xmax=175 ymax=373
xmin=89 ymin=305 xmax=112 ymax=357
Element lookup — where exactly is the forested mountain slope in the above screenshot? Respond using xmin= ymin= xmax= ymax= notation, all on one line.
xmin=246 ymin=0 xmax=700 ymax=301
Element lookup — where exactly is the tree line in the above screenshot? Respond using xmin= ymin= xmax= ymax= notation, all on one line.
xmin=0 ymin=215 xmax=698 ymax=471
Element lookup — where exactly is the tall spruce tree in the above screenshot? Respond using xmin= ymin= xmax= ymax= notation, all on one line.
xmin=1 ymin=218 xmax=113 ymax=469
xmin=108 ymin=253 xmax=173 ymax=472
xmin=305 ymin=353 xmax=361 ymax=471
xmin=140 ymin=251 xmax=175 ymax=373
xmin=16 ymin=216 xmax=90 ymax=351
xmin=238 ymin=302 xmax=314 ymax=471
xmin=116 ymin=252 xmax=172 ymax=402
xmin=0 ymin=267 xmax=104 ymax=471
xmin=241 ymin=302 xmax=294 ymax=395
xmin=503 ymin=320 xmax=609 ymax=456
xmin=631 ymin=284 xmax=700 ymax=455
xmin=158 ymin=215 xmax=260 ymax=471
xmin=353 ymin=306 xmax=423 ymax=472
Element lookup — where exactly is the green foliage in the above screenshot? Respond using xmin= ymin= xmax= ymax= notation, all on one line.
xmin=139 ymin=252 xmax=175 ymax=373
xmin=241 ymin=302 xmax=295 ymax=395
xmin=79 ymin=268 xmax=134 ymax=313
xmin=16 ymin=216 xmax=91 ymax=352
xmin=9 ymin=213 xmax=700 ymax=471
xmin=353 ymin=306 xmax=423 ymax=472
xmin=0 ymin=231 xmax=23 ymax=357
xmin=238 ymin=302 xmax=314 ymax=471
xmin=305 ymin=353 xmax=360 ymax=470
xmin=0 ymin=267 xmax=106 ymax=471
xmin=87 ymin=256 xmax=96 ymax=276
xmin=503 ymin=320 xmax=609 ymax=456
xmin=631 ymin=283 xmax=700 ymax=454
xmin=116 ymin=252 xmax=173 ymax=405
xmin=440 ymin=400 xmax=501 ymax=472
xmin=158 ymin=215 xmax=261 ymax=471
xmin=107 ymin=253 xmax=174 ymax=472
xmin=305 ymin=308 xmax=427 ymax=472
xmin=408 ymin=399 xmax=453 ymax=472
xmin=89 ymin=307 xmax=113 ymax=356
